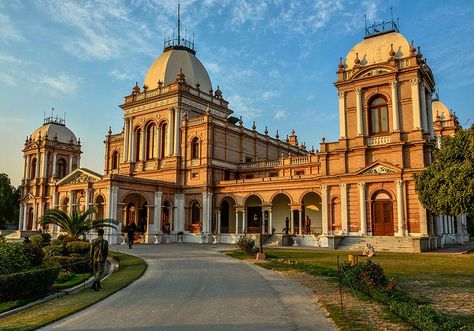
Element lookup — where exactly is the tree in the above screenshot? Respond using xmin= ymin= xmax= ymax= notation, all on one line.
xmin=40 ymin=208 xmax=117 ymax=239
xmin=0 ymin=173 xmax=21 ymax=228
xmin=414 ymin=126 xmax=474 ymax=217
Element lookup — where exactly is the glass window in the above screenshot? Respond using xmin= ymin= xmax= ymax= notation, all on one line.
xmin=369 ymin=96 xmax=389 ymax=135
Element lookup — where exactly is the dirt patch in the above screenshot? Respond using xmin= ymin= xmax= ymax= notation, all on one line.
xmin=271 ymin=267 xmax=414 ymax=331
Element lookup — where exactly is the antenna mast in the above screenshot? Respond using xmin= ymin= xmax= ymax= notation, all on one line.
xmin=177 ymin=2 xmax=181 ymax=45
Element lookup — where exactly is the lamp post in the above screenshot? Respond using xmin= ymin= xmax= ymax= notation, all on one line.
xmin=256 ymin=213 xmax=263 ymax=254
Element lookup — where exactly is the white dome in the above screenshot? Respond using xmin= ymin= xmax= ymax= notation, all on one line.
xmin=143 ymin=48 xmax=212 ymax=92
xmin=32 ymin=122 xmax=77 ymax=144
xmin=345 ymin=32 xmax=411 ymax=68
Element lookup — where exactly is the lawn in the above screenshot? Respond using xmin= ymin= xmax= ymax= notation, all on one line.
xmin=0 ymin=252 xmax=147 ymax=330
xmin=53 ymin=273 xmax=91 ymax=290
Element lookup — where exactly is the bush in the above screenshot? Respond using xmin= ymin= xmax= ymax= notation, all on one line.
xmin=47 ymin=255 xmax=91 ymax=274
xmin=237 ymin=235 xmax=257 ymax=256
xmin=23 ymin=242 xmax=45 ymax=267
xmin=29 ymin=234 xmax=44 ymax=245
xmin=57 ymin=234 xmax=76 ymax=244
xmin=43 ymin=245 xmax=68 ymax=258
xmin=55 ymin=271 xmax=73 ymax=284
xmin=40 ymin=232 xmax=51 ymax=243
xmin=340 ymin=259 xmax=388 ymax=289
xmin=65 ymin=241 xmax=91 ymax=255
xmin=0 ymin=242 xmax=31 ymax=275
xmin=0 ymin=261 xmax=60 ymax=301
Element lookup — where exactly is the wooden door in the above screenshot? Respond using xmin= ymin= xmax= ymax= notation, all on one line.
xmin=372 ymin=201 xmax=393 ymax=236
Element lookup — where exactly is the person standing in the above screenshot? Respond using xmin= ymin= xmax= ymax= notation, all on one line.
xmin=90 ymin=228 xmax=108 ymax=291
xmin=285 ymin=217 xmax=290 ymax=235
xmin=127 ymin=221 xmax=137 ymax=249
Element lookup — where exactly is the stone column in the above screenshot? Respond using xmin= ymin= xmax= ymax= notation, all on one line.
xmin=321 ymin=185 xmax=329 ymax=235
xmin=174 ymin=108 xmax=180 ymax=156
xmin=140 ymin=128 xmax=145 ymax=161
xmin=85 ymin=188 xmax=92 ymax=212
xmin=269 ymin=210 xmax=273 ymax=235
xmin=22 ymin=204 xmax=28 ymax=230
xmin=410 ymin=78 xmax=421 ymax=130
xmin=52 ymin=190 xmax=59 ymax=237
xmin=235 ymin=211 xmax=239 ymax=234
xmin=290 ymin=210 xmax=294 ymax=234
xmin=358 ymin=182 xmax=367 ymax=235
xmin=338 ymin=92 xmax=346 ymax=138
xmin=395 ymin=180 xmax=405 ymax=236
xmin=18 ymin=203 xmax=24 ymax=231
xmin=32 ymin=202 xmax=37 ymax=230
xmin=426 ymin=92 xmax=434 ymax=139
xmin=298 ymin=209 xmax=302 ymax=235
xmin=167 ymin=108 xmax=174 ymax=157
xmin=355 ymin=88 xmax=364 ymax=136
xmin=22 ymin=156 xmax=27 ymax=179
xmin=128 ymin=118 xmax=134 ymax=161
xmin=419 ymin=204 xmax=428 ymax=236
xmin=36 ymin=151 xmax=41 ymax=177
xmin=68 ymin=155 xmax=73 ymax=173
xmin=242 ymin=210 xmax=246 ymax=233
xmin=77 ymin=155 xmax=81 ymax=169
xmin=52 ymin=152 xmax=57 ymax=177
xmin=217 ymin=211 xmax=221 ymax=234
xmin=340 ymin=183 xmax=348 ymax=234
xmin=420 ymin=83 xmax=428 ymax=133
xmin=175 ymin=194 xmax=185 ymax=232
xmin=390 ymin=81 xmax=400 ymax=131
xmin=123 ymin=118 xmax=129 ymax=162
xmin=41 ymin=151 xmax=48 ymax=178
xmin=153 ymin=192 xmax=162 ymax=234
xmin=68 ymin=190 xmax=74 ymax=213
xmin=107 ymin=186 xmax=119 ymax=244
xmin=261 ymin=210 xmax=266 ymax=234
xmin=26 ymin=155 xmax=31 ymax=179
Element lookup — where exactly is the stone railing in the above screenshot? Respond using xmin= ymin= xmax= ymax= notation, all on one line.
xmin=187 ymin=117 xmax=205 ymax=126
xmin=290 ymin=156 xmax=310 ymax=165
xmin=240 ymin=159 xmax=281 ymax=169
xmin=367 ymin=135 xmax=391 ymax=146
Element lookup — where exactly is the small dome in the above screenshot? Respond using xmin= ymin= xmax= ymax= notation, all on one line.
xmin=32 ymin=122 xmax=77 ymax=144
xmin=143 ymin=48 xmax=212 ymax=92
xmin=431 ymin=100 xmax=450 ymax=121
xmin=345 ymin=32 xmax=410 ymax=68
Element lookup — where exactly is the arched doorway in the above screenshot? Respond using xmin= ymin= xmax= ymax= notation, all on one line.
xmin=95 ymin=195 xmax=105 ymax=220
xmin=122 ymin=193 xmax=149 ymax=242
xmin=372 ymin=191 xmax=394 ymax=236
xmin=331 ymin=197 xmax=341 ymax=233
xmin=245 ymin=195 xmax=262 ymax=234
xmin=162 ymin=200 xmax=172 ymax=234
xmin=61 ymin=197 xmax=69 ymax=214
xmin=188 ymin=201 xmax=201 ymax=233
xmin=27 ymin=207 xmax=34 ymax=230
xmin=219 ymin=197 xmax=236 ymax=234
xmin=301 ymin=192 xmax=322 ymax=234
xmin=271 ymin=193 xmax=291 ymax=234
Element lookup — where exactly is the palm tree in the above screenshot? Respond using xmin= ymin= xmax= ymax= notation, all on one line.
xmin=40 ymin=208 xmax=117 ymax=239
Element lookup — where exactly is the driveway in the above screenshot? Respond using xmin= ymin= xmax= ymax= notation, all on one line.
xmin=44 ymin=244 xmax=335 ymax=330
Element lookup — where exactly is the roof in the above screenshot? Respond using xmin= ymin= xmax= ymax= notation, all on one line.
xmin=31 ymin=122 xmax=77 ymax=144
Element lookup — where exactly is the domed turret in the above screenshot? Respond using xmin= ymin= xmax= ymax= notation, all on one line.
xmin=31 ymin=118 xmax=77 ymax=144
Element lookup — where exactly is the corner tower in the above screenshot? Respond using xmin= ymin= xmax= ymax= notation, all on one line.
xmin=19 ymin=113 xmax=81 ymax=231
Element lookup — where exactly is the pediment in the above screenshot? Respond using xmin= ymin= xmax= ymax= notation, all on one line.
xmin=56 ymin=168 xmax=103 ymax=186
xmin=21 ymin=193 xmax=35 ymax=202
xmin=352 ymin=65 xmax=395 ymax=80
xmin=357 ymin=162 xmax=400 ymax=175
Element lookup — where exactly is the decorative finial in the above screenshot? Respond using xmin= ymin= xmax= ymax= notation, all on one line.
xmin=78 ymin=137 xmax=81 ymax=145
xmin=389 ymin=44 xmax=395 ymax=58
xmin=205 ymin=104 xmax=211 ymax=115
xmin=311 ymin=145 xmax=315 ymax=153
xmin=321 ymin=137 xmax=326 ymax=143
xmin=209 ymin=89 xmax=213 ymax=95
xmin=195 ymin=82 xmax=200 ymax=90
xmin=290 ymin=129 xmax=295 ymax=135
xmin=176 ymin=68 xmax=185 ymax=83
xmin=410 ymin=40 xmax=416 ymax=55
xmin=354 ymin=52 xmax=360 ymax=66
xmin=239 ymin=116 xmax=243 ymax=126
xmin=416 ymin=46 xmax=422 ymax=59
xmin=275 ymin=130 xmax=279 ymax=139
xmin=338 ymin=57 xmax=344 ymax=71
xmin=132 ymin=82 xmax=140 ymax=95
xmin=108 ymin=126 xmax=112 ymax=135
xmin=286 ymin=135 xmax=289 ymax=143
xmin=54 ymin=133 xmax=58 ymax=141
xmin=158 ymin=80 xmax=163 ymax=89
xmin=252 ymin=121 xmax=256 ymax=130
xmin=183 ymin=110 xmax=188 ymax=121
xmin=214 ymin=85 xmax=222 ymax=99
xmin=264 ymin=126 xmax=268 ymax=135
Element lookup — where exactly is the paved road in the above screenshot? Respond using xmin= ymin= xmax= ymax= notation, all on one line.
xmin=44 ymin=244 xmax=335 ymax=330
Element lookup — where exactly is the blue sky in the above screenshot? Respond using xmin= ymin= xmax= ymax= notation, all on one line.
xmin=1 ymin=0 xmax=473 ymax=186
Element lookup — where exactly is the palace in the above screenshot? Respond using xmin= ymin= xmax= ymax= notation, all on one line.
xmin=17 ymin=18 xmax=470 ymax=252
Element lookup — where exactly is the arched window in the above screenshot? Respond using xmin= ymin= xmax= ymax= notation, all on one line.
xmin=57 ymin=158 xmax=67 ymax=178
xmin=331 ymin=197 xmax=341 ymax=232
xmin=369 ymin=95 xmax=389 ymax=135
xmin=31 ymin=158 xmax=37 ymax=179
xmin=95 ymin=195 xmax=105 ymax=220
xmin=191 ymin=202 xmax=200 ymax=224
xmin=111 ymin=151 xmax=119 ymax=170
xmin=146 ymin=123 xmax=157 ymax=160
xmin=160 ymin=122 xmax=167 ymax=159
xmin=191 ymin=137 xmax=199 ymax=159
xmin=135 ymin=128 xmax=142 ymax=162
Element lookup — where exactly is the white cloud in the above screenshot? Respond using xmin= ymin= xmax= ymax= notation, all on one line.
xmin=274 ymin=109 xmax=287 ymax=120
xmin=37 ymin=74 xmax=79 ymax=94
xmin=231 ymin=1 xmax=269 ymax=29
xmin=109 ymin=69 xmax=131 ymax=81
xmin=0 ymin=53 xmax=22 ymax=64
xmin=204 ymin=62 xmax=220 ymax=75
xmin=0 ymin=73 xmax=16 ymax=86
xmin=262 ymin=90 xmax=279 ymax=100
xmin=0 ymin=13 xmax=22 ymax=41
xmin=227 ymin=94 xmax=261 ymax=120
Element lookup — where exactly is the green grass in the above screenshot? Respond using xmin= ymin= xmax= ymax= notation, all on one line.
xmin=53 ymin=273 xmax=91 ymax=290
xmin=0 ymin=253 xmax=147 ymax=331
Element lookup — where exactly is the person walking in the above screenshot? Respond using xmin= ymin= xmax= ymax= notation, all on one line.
xmin=127 ymin=221 xmax=137 ymax=249
xmin=90 ymin=228 xmax=108 ymax=291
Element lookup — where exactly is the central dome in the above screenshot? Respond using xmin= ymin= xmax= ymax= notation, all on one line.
xmin=143 ymin=47 xmax=212 ymax=92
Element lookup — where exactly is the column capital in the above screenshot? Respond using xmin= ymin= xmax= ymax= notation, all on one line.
xmin=320 ymin=185 xmax=328 ymax=192
xmin=389 ymin=80 xmax=398 ymax=88
xmin=358 ymin=182 xmax=366 ymax=188
xmin=354 ymin=88 xmax=362 ymax=95
xmin=339 ymin=183 xmax=347 ymax=189
xmin=395 ymin=179 xmax=404 ymax=187
xmin=410 ymin=78 xmax=419 ymax=86
xmin=338 ymin=91 xmax=345 ymax=99
xmin=154 ymin=191 xmax=163 ymax=199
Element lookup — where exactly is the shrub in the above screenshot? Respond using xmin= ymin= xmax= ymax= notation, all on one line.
xmin=47 ymin=255 xmax=91 ymax=274
xmin=57 ymin=234 xmax=75 ymax=244
xmin=40 ymin=232 xmax=51 ymax=243
xmin=340 ymin=259 xmax=388 ymax=290
xmin=0 ymin=261 xmax=60 ymax=301
xmin=0 ymin=242 xmax=31 ymax=275
xmin=65 ymin=241 xmax=91 ymax=255
xmin=0 ymin=235 xmax=5 ymax=243
xmin=55 ymin=271 xmax=73 ymax=284
xmin=237 ymin=235 xmax=257 ymax=256
xmin=43 ymin=245 xmax=68 ymax=258
xmin=29 ymin=234 xmax=44 ymax=245
xmin=23 ymin=242 xmax=45 ymax=267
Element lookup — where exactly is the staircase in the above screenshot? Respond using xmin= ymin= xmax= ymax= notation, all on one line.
xmin=336 ymin=236 xmax=414 ymax=253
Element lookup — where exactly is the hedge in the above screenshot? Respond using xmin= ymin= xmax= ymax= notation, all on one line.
xmin=0 ymin=261 xmax=60 ymax=301
xmin=65 ymin=241 xmax=91 ymax=255
xmin=47 ymin=255 xmax=91 ymax=274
